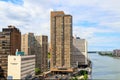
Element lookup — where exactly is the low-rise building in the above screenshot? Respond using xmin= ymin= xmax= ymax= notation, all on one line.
xmin=8 ymin=52 xmax=35 ymax=79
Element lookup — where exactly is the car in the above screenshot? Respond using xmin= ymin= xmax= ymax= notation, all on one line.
xmin=32 ymin=77 xmax=39 ymax=80
xmin=55 ymin=75 xmax=58 ymax=79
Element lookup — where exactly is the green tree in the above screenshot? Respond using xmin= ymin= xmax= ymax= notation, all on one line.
xmin=71 ymin=77 xmax=78 ymax=80
xmin=48 ymin=52 xmax=50 ymax=59
xmin=84 ymin=74 xmax=88 ymax=80
xmin=35 ymin=68 xmax=40 ymax=75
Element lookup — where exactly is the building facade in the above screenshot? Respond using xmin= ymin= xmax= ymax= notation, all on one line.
xmin=0 ymin=55 xmax=7 ymax=78
xmin=8 ymin=55 xmax=35 ymax=79
xmin=0 ymin=25 xmax=21 ymax=78
xmin=50 ymin=11 xmax=73 ymax=72
xmin=72 ymin=37 xmax=88 ymax=67
xmin=21 ymin=33 xmax=48 ymax=72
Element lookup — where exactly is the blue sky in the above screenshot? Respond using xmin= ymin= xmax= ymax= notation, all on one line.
xmin=0 ymin=0 xmax=23 ymax=5
xmin=0 ymin=0 xmax=120 ymax=51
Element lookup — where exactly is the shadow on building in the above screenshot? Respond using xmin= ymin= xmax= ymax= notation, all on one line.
xmin=0 ymin=66 xmax=5 ymax=79
xmin=72 ymin=45 xmax=89 ymax=68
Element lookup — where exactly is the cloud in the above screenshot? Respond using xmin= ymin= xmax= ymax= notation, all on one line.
xmin=0 ymin=0 xmax=120 ymax=51
xmin=73 ymin=25 xmax=120 ymax=51
xmin=73 ymin=26 xmax=114 ymax=38
xmin=0 ymin=0 xmax=51 ymax=33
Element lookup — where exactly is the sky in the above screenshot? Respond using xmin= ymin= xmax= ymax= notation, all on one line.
xmin=0 ymin=0 xmax=120 ymax=51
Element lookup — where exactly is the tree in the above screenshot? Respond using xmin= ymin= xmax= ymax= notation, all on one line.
xmin=48 ymin=52 xmax=50 ymax=59
xmin=35 ymin=68 xmax=40 ymax=75
xmin=71 ymin=77 xmax=78 ymax=80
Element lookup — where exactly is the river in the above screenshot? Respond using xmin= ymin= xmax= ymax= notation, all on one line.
xmin=88 ymin=53 xmax=120 ymax=80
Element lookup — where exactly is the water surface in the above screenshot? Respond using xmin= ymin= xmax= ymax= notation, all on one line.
xmin=89 ymin=53 xmax=120 ymax=80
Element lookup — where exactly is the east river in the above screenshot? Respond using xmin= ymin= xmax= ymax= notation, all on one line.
xmin=88 ymin=53 xmax=120 ymax=80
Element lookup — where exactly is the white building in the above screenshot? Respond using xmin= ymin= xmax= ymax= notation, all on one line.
xmin=72 ymin=37 xmax=88 ymax=67
xmin=8 ymin=55 xmax=35 ymax=79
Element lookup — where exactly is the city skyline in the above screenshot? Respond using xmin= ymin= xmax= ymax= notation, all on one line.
xmin=0 ymin=0 xmax=120 ymax=51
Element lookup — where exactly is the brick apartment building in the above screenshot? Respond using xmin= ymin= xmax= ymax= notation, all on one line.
xmin=50 ymin=11 xmax=73 ymax=72
xmin=21 ymin=33 xmax=48 ymax=72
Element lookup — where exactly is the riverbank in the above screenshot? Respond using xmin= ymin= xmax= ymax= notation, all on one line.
xmin=98 ymin=52 xmax=114 ymax=57
xmin=71 ymin=59 xmax=92 ymax=80
xmin=71 ymin=67 xmax=92 ymax=80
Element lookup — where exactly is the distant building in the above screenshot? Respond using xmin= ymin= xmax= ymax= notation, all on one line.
xmin=72 ymin=37 xmax=88 ymax=67
xmin=50 ymin=11 xmax=73 ymax=72
xmin=113 ymin=49 xmax=120 ymax=57
xmin=21 ymin=33 xmax=48 ymax=72
xmin=48 ymin=43 xmax=51 ymax=53
xmin=21 ymin=33 xmax=35 ymax=55
xmin=8 ymin=54 xmax=35 ymax=79
xmin=0 ymin=25 xmax=21 ymax=78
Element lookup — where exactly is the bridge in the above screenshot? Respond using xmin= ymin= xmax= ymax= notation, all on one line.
xmin=87 ymin=51 xmax=98 ymax=53
xmin=88 ymin=51 xmax=113 ymax=53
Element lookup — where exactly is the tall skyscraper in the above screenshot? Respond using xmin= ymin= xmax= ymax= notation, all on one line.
xmin=50 ymin=11 xmax=73 ymax=72
xmin=0 ymin=25 xmax=21 ymax=78
xmin=21 ymin=33 xmax=48 ymax=72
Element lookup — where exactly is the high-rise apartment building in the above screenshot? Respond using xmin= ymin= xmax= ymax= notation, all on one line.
xmin=0 ymin=25 xmax=21 ymax=78
xmin=50 ymin=11 xmax=73 ymax=72
xmin=0 ymin=25 xmax=21 ymax=55
xmin=21 ymin=33 xmax=48 ymax=72
xmin=35 ymin=35 xmax=48 ymax=72
xmin=72 ymin=37 xmax=88 ymax=67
